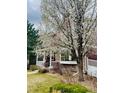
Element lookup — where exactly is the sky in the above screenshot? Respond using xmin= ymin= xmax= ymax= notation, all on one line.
xmin=27 ymin=0 xmax=41 ymax=28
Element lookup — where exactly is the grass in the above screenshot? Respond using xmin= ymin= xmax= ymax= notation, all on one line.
xmin=27 ymin=70 xmax=32 ymax=72
xmin=27 ymin=72 xmax=96 ymax=93
xmin=27 ymin=73 xmax=61 ymax=93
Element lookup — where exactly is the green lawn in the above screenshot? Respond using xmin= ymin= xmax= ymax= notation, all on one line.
xmin=27 ymin=73 xmax=61 ymax=93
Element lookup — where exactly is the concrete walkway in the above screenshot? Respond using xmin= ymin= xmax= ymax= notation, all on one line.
xmin=27 ymin=70 xmax=39 ymax=74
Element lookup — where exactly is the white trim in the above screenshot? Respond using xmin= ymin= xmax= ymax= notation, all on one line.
xmin=36 ymin=61 xmax=45 ymax=67
xmin=49 ymin=50 xmax=52 ymax=67
xmin=43 ymin=51 xmax=45 ymax=62
xmin=60 ymin=61 xmax=77 ymax=65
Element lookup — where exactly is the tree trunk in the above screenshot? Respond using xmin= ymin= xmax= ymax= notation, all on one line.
xmin=77 ymin=58 xmax=84 ymax=81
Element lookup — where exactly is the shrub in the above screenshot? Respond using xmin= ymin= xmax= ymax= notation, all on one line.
xmin=27 ymin=64 xmax=30 ymax=70
xmin=29 ymin=65 xmax=38 ymax=71
xmin=52 ymin=62 xmax=62 ymax=75
xmin=38 ymin=67 xmax=49 ymax=73
xmin=49 ymin=83 xmax=90 ymax=93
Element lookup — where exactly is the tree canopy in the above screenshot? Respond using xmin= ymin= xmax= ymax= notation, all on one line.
xmin=41 ymin=0 xmax=97 ymax=81
xmin=27 ymin=20 xmax=40 ymax=57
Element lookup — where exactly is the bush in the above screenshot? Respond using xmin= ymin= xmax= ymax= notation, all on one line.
xmin=38 ymin=67 xmax=49 ymax=73
xmin=49 ymin=83 xmax=90 ymax=93
xmin=27 ymin=64 xmax=30 ymax=70
xmin=29 ymin=65 xmax=38 ymax=71
xmin=52 ymin=62 xmax=62 ymax=75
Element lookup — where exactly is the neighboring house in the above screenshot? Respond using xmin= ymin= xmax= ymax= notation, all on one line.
xmin=36 ymin=47 xmax=97 ymax=77
xmin=36 ymin=31 xmax=97 ymax=77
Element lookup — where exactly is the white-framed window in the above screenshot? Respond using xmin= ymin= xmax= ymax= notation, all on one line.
xmin=61 ymin=50 xmax=73 ymax=61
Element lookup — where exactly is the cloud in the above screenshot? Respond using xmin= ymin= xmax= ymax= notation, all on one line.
xmin=27 ymin=0 xmax=41 ymax=28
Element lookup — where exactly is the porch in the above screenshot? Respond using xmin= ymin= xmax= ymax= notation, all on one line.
xmin=36 ymin=48 xmax=97 ymax=77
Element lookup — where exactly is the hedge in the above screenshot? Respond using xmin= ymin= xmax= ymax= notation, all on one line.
xmin=49 ymin=83 xmax=92 ymax=93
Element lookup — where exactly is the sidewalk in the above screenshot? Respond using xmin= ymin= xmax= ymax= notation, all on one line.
xmin=27 ymin=70 xmax=39 ymax=74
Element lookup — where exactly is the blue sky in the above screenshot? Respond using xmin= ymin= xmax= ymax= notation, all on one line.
xmin=27 ymin=0 xmax=41 ymax=28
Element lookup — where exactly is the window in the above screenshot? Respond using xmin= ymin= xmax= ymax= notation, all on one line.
xmin=38 ymin=54 xmax=44 ymax=61
xmin=61 ymin=50 xmax=70 ymax=61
